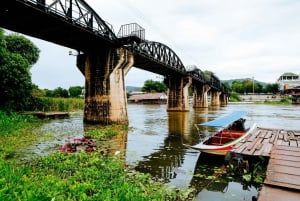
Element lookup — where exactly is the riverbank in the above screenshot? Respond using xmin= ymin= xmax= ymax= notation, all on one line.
xmin=0 ymin=111 xmax=194 ymax=201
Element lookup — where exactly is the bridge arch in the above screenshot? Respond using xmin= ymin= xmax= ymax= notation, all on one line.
xmin=130 ymin=41 xmax=186 ymax=74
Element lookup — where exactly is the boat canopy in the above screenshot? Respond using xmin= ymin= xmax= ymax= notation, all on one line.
xmin=197 ymin=111 xmax=248 ymax=128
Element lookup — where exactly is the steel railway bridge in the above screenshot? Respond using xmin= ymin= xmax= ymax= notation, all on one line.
xmin=0 ymin=0 xmax=229 ymax=124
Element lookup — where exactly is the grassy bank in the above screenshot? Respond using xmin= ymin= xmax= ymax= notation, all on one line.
xmin=0 ymin=112 xmax=194 ymax=201
xmin=31 ymin=97 xmax=84 ymax=112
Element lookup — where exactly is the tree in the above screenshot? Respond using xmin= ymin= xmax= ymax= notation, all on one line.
xmin=5 ymin=33 xmax=39 ymax=66
xmin=52 ymin=87 xmax=69 ymax=98
xmin=222 ymin=82 xmax=232 ymax=92
xmin=0 ymin=29 xmax=40 ymax=110
xmin=141 ymin=80 xmax=167 ymax=93
xmin=231 ymin=79 xmax=263 ymax=94
xmin=69 ymin=86 xmax=83 ymax=98
xmin=263 ymin=83 xmax=279 ymax=94
xmin=232 ymin=80 xmax=244 ymax=93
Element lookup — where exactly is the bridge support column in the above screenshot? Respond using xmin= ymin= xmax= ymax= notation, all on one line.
xmin=165 ymin=76 xmax=191 ymax=112
xmin=193 ymin=84 xmax=211 ymax=108
xmin=77 ymin=48 xmax=134 ymax=124
xmin=211 ymin=91 xmax=222 ymax=106
xmin=220 ymin=93 xmax=228 ymax=106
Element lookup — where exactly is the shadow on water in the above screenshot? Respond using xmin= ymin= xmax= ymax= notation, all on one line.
xmin=191 ymin=153 xmax=258 ymax=201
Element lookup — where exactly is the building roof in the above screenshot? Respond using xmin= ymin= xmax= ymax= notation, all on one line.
xmin=128 ymin=92 xmax=167 ymax=101
xmin=281 ymin=72 xmax=298 ymax=76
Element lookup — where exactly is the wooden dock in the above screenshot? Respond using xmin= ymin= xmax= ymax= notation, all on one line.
xmin=230 ymin=127 xmax=300 ymax=201
xmin=232 ymin=127 xmax=300 ymax=156
xmin=25 ymin=112 xmax=69 ymax=119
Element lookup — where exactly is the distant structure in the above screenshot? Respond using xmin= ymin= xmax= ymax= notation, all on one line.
xmin=128 ymin=92 xmax=167 ymax=104
xmin=277 ymin=72 xmax=300 ymax=91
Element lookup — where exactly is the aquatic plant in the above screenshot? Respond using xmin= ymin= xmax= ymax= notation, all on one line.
xmin=227 ymin=156 xmax=268 ymax=187
xmin=61 ymin=136 xmax=97 ymax=153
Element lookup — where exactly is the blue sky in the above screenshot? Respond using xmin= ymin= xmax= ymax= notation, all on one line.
xmin=13 ymin=0 xmax=300 ymax=89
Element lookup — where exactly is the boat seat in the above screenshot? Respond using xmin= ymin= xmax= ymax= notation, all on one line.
xmin=210 ymin=136 xmax=235 ymax=144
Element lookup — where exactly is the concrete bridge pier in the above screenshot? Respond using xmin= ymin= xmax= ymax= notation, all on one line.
xmin=211 ymin=91 xmax=222 ymax=106
xmin=77 ymin=48 xmax=134 ymax=124
xmin=220 ymin=93 xmax=228 ymax=106
xmin=192 ymin=84 xmax=211 ymax=108
xmin=165 ymin=76 xmax=192 ymax=112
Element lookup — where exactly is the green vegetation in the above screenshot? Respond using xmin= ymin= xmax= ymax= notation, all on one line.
xmin=223 ymin=79 xmax=279 ymax=94
xmin=141 ymin=80 xmax=167 ymax=93
xmin=0 ymin=111 xmax=45 ymax=160
xmin=31 ymin=97 xmax=84 ymax=112
xmin=0 ymin=29 xmax=40 ymax=111
xmin=263 ymin=96 xmax=291 ymax=105
xmin=228 ymin=92 xmax=241 ymax=102
xmin=0 ymin=112 xmax=194 ymax=201
xmin=227 ymin=156 xmax=268 ymax=186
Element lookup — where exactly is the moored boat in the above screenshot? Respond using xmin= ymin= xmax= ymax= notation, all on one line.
xmin=184 ymin=111 xmax=256 ymax=155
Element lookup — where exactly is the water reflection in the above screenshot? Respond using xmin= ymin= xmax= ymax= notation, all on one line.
xmin=191 ymin=153 xmax=258 ymax=201
xmin=134 ymin=111 xmax=189 ymax=182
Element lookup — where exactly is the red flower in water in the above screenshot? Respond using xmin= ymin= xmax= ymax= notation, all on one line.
xmin=61 ymin=137 xmax=96 ymax=153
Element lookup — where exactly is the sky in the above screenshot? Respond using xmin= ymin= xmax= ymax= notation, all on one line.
xmin=7 ymin=0 xmax=300 ymax=89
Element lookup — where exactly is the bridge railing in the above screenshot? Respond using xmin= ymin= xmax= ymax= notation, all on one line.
xmin=117 ymin=23 xmax=145 ymax=45
xmin=117 ymin=23 xmax=145 ymax=40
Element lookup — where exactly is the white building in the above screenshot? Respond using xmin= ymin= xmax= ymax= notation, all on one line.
xmin=277 ymin=72 xmax=300 ymax=91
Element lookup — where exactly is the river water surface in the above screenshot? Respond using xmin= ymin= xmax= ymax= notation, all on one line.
xmin=31 ymin=103 xmax=300 ymax=201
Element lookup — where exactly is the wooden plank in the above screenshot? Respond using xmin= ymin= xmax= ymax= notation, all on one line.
xmin=271 ymin=154 xmax=300 ymax=162
xmin=269 ymin=133 xmax=276 ymax=143
xmin=271 ymin=149 xmax=300 ymax=157
xmin=283 ymin=132 xmax=289 ymax=141
xmin=260 ymin=130 xmax=267 ymax=138
xmin=265 ymin=171 xmax=300 ymax=190
xmin=247 ymin=130 xmax=260 ymax=142
xmin=278 ymin=133 xmax=283 ymax=140
xmin=261 ymin=143 xmax=273 ymax=156
xmin=274 ymin=145 xmax=300 ymax=152
xmin=267 ymin=164 xmax=300 ymax=176
xmin=258 ymin=185 xmax=300 ymax=201
xmin=280 ymin=140 xmax=290 ymax=146
xmin=275 ymin=139 xmax=283 ymax=145
xmin=264 ymin=131 xmax=272 ymax=139
xmin=269 ymin=159 xmax=300 ymax=168
xmin=232 ymin=142 xmax=249 ymax=154
xmin=290 ymin=140 xmax=297 ymax=147
xmin=247 ymin=136 xmax=262 ymax=151
xmin=243 ymin=138 xmax=263 ymax=155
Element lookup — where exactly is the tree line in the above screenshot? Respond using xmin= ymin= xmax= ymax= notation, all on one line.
xmin=223 ymin=80 xmax=279 ymax=94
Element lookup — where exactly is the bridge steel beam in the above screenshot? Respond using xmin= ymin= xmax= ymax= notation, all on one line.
xmin=211 ymin=91 xmax=222 ymax=107
xmin=164 ymin=76 xmax=192 ymax=112
xmin=77 ymin=48 xmax=134 ymax=124
xmin=192 ymin=84 xmax=211 ymax=108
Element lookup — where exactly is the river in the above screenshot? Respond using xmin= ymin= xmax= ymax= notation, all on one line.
xmin=30 ymin=103 xmax=300 ymax=201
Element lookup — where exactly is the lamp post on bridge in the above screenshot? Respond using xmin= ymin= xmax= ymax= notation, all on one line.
xmin=252 ymin=76 xmax=255 ymax=94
